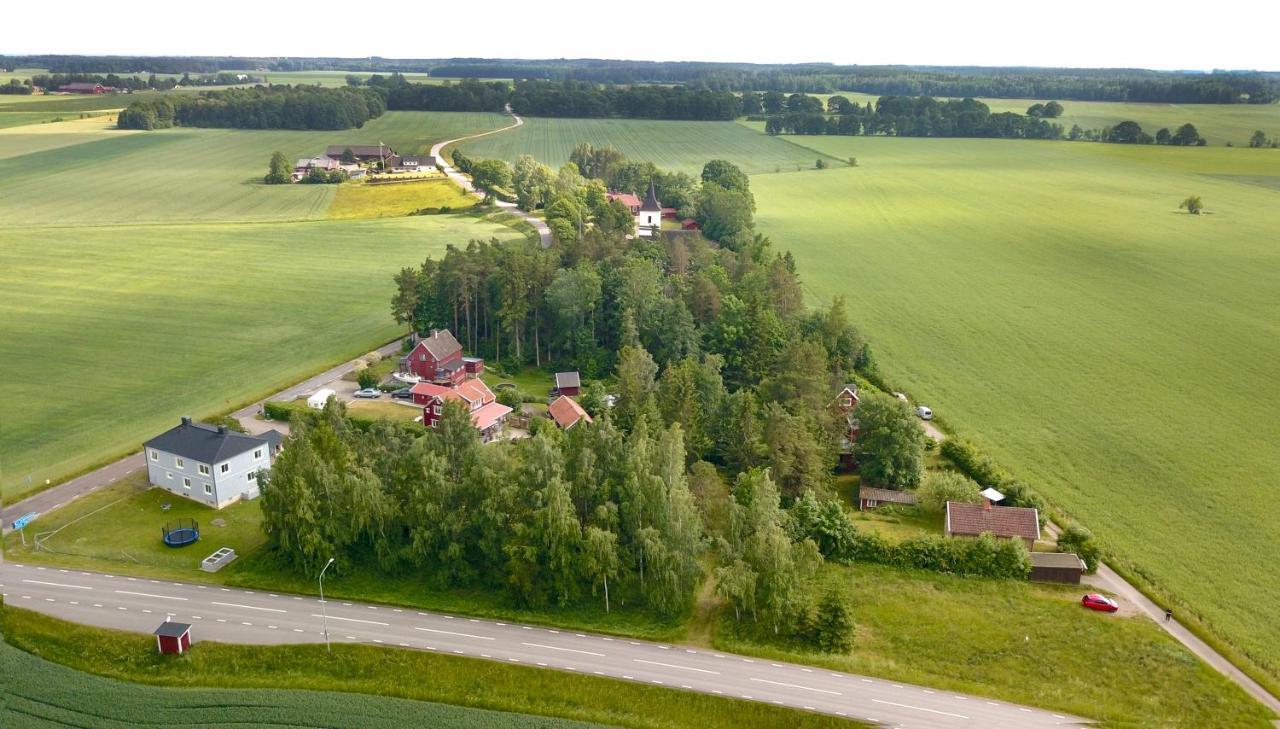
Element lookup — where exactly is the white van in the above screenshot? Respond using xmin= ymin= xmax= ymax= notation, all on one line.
xmin=307 ymin=388 xmax=336 ymax=410
xmin=915 ymin=406 xmax=933 ymax=420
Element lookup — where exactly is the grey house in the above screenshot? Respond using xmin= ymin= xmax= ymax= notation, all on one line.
xmin=143 ymin=418 xmax=283 ymax=509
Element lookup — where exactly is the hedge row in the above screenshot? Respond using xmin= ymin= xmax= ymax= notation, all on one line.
xmin=940 ymin=438 xmax=1049 ymax=520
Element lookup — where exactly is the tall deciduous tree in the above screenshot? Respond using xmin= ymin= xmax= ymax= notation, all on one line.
xmin=850 ymin=392 xmax=928 ymax=487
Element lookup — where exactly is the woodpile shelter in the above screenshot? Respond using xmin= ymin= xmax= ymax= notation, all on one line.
xmin=858 ymin=486 xmax=917 ymax=511
xmin=1029 ymin=552 xmax=1086 ymax=584
xmin=154 ymin=621 xmax=192 ymax=654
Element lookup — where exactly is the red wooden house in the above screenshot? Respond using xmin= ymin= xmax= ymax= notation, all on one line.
xmin=554 ymin=371 xmax=581 ymax=397
xmin=607 ymin=192 xmax=642 ymax=215
xmin=833 ymin=384 xmax=861 ymax=470
xmin=403 ymin=329 xmax=469 ymax=385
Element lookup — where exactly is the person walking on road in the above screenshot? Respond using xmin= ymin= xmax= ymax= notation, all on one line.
xmin=1164 ymin=608 xmax=1173 ymax=623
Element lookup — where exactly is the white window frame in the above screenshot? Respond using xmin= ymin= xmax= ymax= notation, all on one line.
xmin=220 ymin=463 xmax=229 ymax=474
xmin=176 ymin=457 xmax=185 ymax=469
xmin=198 ymin=464 xmax=210 ymax=476
xmin=247 ymin=471 xmax=257 ymax=481
xmin=204 ymin=483 xmax=212 ymax=496
xmin=150 ymin=450 xmax=159 ymax=461
xmin=183 ymin=477 xmax=191 ymax=489
xmin=254 ymin=448 xmax=263 ymax=460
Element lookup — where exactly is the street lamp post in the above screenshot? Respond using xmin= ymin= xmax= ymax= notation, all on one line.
xmin=319 ymin=557 xmax=335 ymax=653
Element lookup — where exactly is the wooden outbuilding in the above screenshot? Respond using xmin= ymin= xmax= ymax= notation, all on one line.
xmin=858 ymin=486 xmax=917 ymax=511
xmin=154 ymin=621 xmax=192 ymax=654
xmin=1028 ymin=551 xmax=1085 ymax=584
xmin=554 ymin=371 xmax=581 ymax=397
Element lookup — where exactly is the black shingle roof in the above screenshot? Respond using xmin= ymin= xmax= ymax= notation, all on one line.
xmin=144 ymin=419 xmax=273 ymax=465
xmin=154 ymin=621 xmax=191 ymax=638
xmin=640 ymin=179 xmax=661 ymax=211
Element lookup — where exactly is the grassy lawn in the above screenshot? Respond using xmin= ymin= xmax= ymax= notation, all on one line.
xmin=2 ymin=606 xmax=858 ymax=729
xmin=327 ymin=177 xmax=476 ymax=219
xmin=3 ymin=473 xmax=266 ymax=572
xmin=0 ymin=214 xmax=526 ymax=503
xmin=346 ymin=399 xmax=423 ymax=422
xmin=716 ymin=563 xmax=1274 ymax=728
xmin=752 ymin=136 xmax=1280 ymax=687
xmin=482 ymin=366 xmax=557 ymax=400
xmin=456 ymin=116 xmax=837 ymax=175
xmin=0 ymin=111 xmax=507 ymax=227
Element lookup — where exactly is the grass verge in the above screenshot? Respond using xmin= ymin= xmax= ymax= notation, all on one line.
xmin=1 ymin=603 xmax=864 ymax=729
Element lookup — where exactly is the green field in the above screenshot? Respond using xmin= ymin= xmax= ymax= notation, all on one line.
xmin=457 ymin=116 xmax=833 ymax=174
xmin=718 ymin=563 xmax=1273 ymax=728
xmin=0 ymin=214 xmax=526 ymax=501
xmin=1 ymin=636 xmax=601 ymax=729
xmin=750 ymin=135 xmax=1280 ymax=686
xmin=0 ymin=111 xmax=506 ymax=226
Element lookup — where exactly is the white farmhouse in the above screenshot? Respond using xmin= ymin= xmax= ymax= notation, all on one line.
xmin=143 ymin=417 xmax=283 ymax=509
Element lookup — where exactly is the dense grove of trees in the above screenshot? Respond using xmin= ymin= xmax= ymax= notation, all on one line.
xmin=117 ymin=85 xmax=385 ymax=131
xmin=0 ymin=79 xmax=32 ymax=95
xmin=261 ymin=155 xmax=1033 ymax=640
xmin=377 ymin=76 xmax=509 ymax=112
xmin=764 ymin=95 xmax=1065 ymax=140
xmin=510 ymin=80 xmax=741 ymax=120
xmin=29 ymin=72 xmax=261 ymax=92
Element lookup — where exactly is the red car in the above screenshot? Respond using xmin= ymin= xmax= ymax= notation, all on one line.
xmin=1081 ymin=593 xmax=1119 ymax=613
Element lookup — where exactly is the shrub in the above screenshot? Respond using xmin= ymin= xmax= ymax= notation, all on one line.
xmin=264 ymin=401 xmax=295 ymax=421
xmin=939 ymin=437 xmax=1010 ymax=486
xmin=789 ymin=491 xmax=860 ymax=559
xmin=357 ymin=369 xmax=380 ymax=390
xmin=365 ymin=351 xmax=383 ymax=364
xmin=1057 ymin=523 xmax=1102 ymax=573
xmin=916 ymin=471 xmax=981 ymax=514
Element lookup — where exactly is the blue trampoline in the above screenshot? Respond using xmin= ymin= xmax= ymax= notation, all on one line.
xmin=162 ymin=518 xmax=200 ymax=547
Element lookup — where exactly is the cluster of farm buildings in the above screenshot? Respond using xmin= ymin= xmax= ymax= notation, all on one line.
xmin=607 ymin=180 xmax=701 ymax=238
xmin=291 ymin=144 xmax=437 ymax=182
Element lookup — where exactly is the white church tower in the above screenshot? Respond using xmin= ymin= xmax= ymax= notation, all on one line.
xmin=637 ymin=179 xmax=662 ymax=237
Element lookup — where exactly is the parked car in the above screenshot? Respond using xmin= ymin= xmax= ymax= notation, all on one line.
xmin=390 ymin=387 xmax=414 ymax=400
xmin=1081 ymin=593 xmax=1119 ymax=613
xmin=353 ymin=388 xmax=382 ymax=399
xmin=915 ymin=405 xmax=933 ymax=420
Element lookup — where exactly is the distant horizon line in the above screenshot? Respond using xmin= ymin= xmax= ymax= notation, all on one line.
xmin=2 ymin=53 xmax=1277 ymax=75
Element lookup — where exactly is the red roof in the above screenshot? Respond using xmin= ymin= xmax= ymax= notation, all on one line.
xmin=410 ymin=382 xmax=452 ymax=398
xmin=471 ymin=401 xmax=512 ymax=431
xmin=455 ymin=378 xmax=495 ymax=407
xmin=608 ymin=192 xmax=642 ymax=208
xmin=548 ymin=396 xmax=592 ymax=429
xmin=680 ymin=218 xmax=701 ymax=230
xmin=945 ymin=501 xmax=1040 ymax=541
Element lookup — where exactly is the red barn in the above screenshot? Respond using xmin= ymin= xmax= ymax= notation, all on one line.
xmin=154 ymin=621 xmax=192 ymax=654
xmin=59 ymin=82 xmax=109 ymax=94
xmin=403 ymin=329 xmax=466 ymax=384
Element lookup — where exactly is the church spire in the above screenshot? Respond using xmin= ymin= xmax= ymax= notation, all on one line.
xmin=640 ymin=178 xmax=661 ymax=212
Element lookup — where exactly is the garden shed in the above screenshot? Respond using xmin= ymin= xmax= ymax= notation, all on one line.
xmin=1029 ymin=551 xmax=1086 ymax=584
xmin=154 ymin=621 xmax=192 ymax=655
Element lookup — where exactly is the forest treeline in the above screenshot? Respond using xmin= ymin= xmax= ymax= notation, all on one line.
xmin=116 ymin=85 xmax=385 ymax=131
xmin=25 ymin=72 xmax=262 ymax=92
xmin=5 ymin=56 xmax=1275 ymax=104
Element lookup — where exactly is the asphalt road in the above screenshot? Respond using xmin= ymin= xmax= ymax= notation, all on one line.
xmin=0 ymin=561 xmax=1085 ymax=729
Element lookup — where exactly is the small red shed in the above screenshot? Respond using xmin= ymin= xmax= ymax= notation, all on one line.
xmin=554 ymin=371 xmax=581 ymax=397
xmin=154 ymin=621 xmax=192 ymax=654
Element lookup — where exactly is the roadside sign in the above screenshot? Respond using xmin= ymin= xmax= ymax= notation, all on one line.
xmin=11 ymin=512 xmax=38 ymax=530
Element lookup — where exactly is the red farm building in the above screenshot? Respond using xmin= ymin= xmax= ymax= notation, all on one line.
xmin=413 ymin=378 xmax=511 ymax=442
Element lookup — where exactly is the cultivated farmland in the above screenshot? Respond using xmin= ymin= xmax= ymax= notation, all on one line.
xmin=751 ymin=136 xmax=1280 ymax=684
xmin=0 ymin=111 xmax=508 ymax=226
xmin=0 ymin=215 xmax=527 ymax=501
xmin=456 ymin=116 xmax=831 ymax=174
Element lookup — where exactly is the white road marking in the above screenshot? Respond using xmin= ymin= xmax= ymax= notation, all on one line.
xmin=871 ymin=699 xmax=969 ymax=719
xmin=293 ymin=628 xmax=304 ymax=633
xmin=212 ymin=602 xmax=286 ymax=613
xmin=115 ymin=590 xmax=186 ymax=601
xmin=749 ymin=678 xmax=840 ymax=695
xmin=522 ymin=642 xmax=605 ymax=657
xmin=415 ymin=627 xmax=495 ymax=640
xmin=22 ymin=579 xmax=92 ymax=590
xmin=312 ymin=614 xmax=389 ymax=626
xmin=633 ymin=659 xmax=720 ymax=675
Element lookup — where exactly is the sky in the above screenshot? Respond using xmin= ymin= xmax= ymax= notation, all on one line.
xmin=2 ymin=0 xmax=1274 ymax=72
